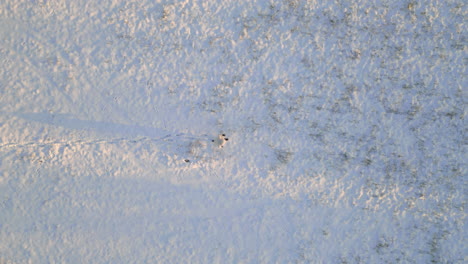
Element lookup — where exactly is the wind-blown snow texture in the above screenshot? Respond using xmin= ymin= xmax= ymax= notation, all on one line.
xmin=0 ymin=0 xmax=466 ymax=263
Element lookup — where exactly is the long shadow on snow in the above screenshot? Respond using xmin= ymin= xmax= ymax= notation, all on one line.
xmin=13 ymin=111 xmax=168 ymax=138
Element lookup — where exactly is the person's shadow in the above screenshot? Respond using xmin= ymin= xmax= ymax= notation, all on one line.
xmin=11 ymin=111 xmax=167 ymax=139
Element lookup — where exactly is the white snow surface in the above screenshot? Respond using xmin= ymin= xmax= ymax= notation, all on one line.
xmin=0 ymin=0 xmax=466 ymax=263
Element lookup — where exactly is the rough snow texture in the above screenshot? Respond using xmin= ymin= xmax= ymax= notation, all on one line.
xmin=0 ymin=0 xmax=466 ymax=263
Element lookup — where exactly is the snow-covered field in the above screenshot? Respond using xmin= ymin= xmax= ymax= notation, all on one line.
xmin=0 ymin=0 xmax=466 ymax=263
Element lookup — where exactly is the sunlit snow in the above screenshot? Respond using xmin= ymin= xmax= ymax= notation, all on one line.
xmin=0 ymin=0 xmax=466 ymax=263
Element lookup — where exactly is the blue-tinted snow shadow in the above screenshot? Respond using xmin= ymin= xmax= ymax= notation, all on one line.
xmin=12 ymin=111 xmax=168 ymax=138
xmin=3 ymin=167 xmax=297 ymax=262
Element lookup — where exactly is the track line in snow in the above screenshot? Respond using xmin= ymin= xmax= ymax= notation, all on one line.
xmin=0 ymin=133 xmax=212 ymax=150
